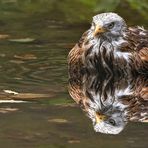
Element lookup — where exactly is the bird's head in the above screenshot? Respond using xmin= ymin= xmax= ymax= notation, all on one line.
xmin=90 ymin=12 xmax=127 ymax=38
xmin=91 ymin=108 xmax=127 ymax=135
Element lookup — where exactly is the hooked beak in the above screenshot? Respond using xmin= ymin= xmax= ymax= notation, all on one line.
xmin=93 ymin=25 xmax=106 ymax=36
xmin=95 ymin=112 xmax=106 ymax=123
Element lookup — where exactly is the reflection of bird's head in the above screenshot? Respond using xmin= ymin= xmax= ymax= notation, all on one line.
xmin=91 ymin=12 xmax=127 ymax=37
xmin=88 ymin=106 xmax=127 ymax=135
xmin=94 ymin=111 xmax=126 ymax=134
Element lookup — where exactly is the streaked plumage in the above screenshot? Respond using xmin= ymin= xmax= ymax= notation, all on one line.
xmin=68 ymin=12 xmax=148 ymax=134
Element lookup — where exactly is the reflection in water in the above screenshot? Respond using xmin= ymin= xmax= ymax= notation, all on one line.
xmin=68 ymin=13 xmax=148 ymax=134
xmin=69 ymin=72 xmax=147 ymax=134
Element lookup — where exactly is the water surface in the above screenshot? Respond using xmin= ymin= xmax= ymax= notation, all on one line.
xmin=0 ymin=0 xmax=147 ymax=148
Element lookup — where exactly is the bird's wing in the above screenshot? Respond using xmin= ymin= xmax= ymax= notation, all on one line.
xmin=124 ymin=27 xmax=148 ymax=73
xmin=68 ymin=30 xmax=89 ymax=66
xmin=126 ymin=26 xmax=148 ymax=51
xmin=68 ymin=30 xmax=90 ymax=108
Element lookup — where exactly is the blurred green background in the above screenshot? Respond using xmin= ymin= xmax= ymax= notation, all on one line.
xmin=0 ymin=0 xmax=148 ymax=30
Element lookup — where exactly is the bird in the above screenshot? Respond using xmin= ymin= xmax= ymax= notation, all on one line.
xmin=68 ymin=12 xmax=148 ymax=76
xmin=68 ymin=12 xmax=148 ymax=134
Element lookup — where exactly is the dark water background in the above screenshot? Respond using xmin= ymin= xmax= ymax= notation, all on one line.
xmin=0 ymin=0 xmax=147 ymax=147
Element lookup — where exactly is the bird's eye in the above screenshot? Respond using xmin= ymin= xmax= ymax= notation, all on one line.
xmin=108 ymin=118 xmax=116 ymax=126
xmin=107 ymin=22 xmax=115 ymax=29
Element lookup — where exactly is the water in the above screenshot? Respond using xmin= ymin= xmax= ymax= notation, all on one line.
xmin=0 ymin=0 xmax=147 ymax=148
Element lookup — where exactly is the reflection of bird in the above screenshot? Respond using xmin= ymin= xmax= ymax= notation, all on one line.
xmin=68 ymin=13 xmax=148 ymax=134
xmin=69 ymin=71 xmax=148 ymax=134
